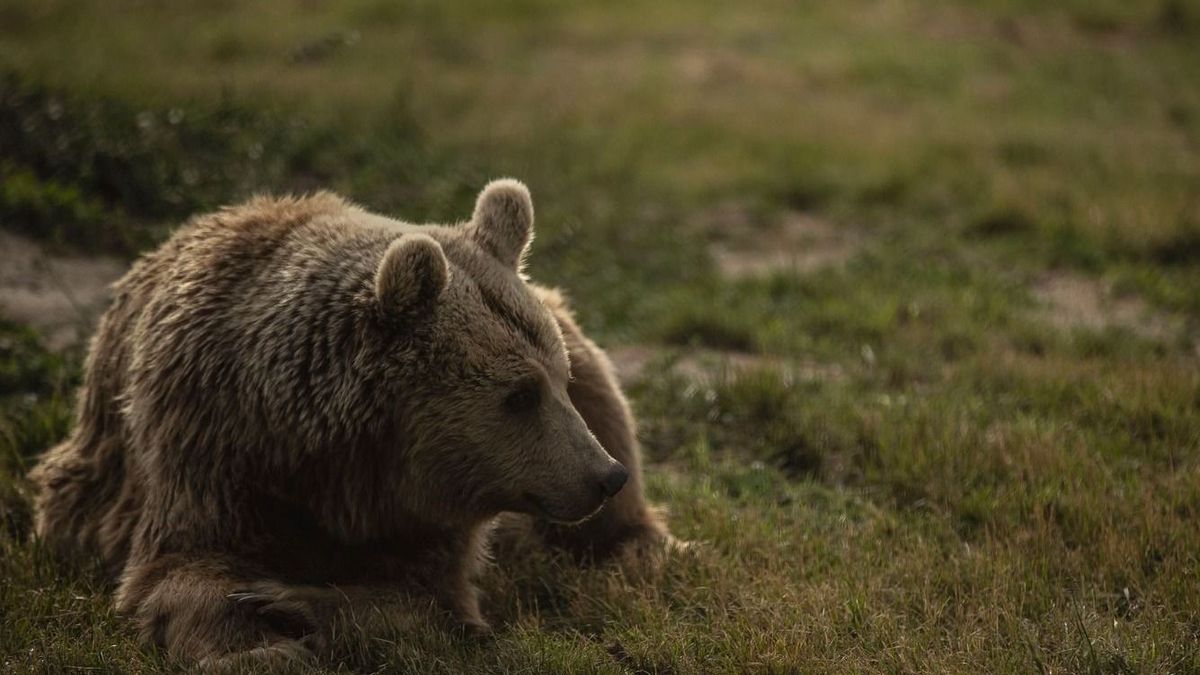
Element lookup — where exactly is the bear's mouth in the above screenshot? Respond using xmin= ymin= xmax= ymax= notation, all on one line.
xmin=520 ymin=491 xmax=604 ymax=524
xmin=521 ymin=492 xmax=552 ymax=518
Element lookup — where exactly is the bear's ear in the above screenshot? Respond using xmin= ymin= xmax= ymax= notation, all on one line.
xmin=469 ymin=178 xmax=534 ymax=270
xmin=375 ymin=234 xmax=449 ymax=317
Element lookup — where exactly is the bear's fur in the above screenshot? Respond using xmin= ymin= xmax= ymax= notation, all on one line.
xmin=29 ymin=180 xmax=671 ymax=665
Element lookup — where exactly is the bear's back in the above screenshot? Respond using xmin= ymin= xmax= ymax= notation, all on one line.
xmin=115 ymin=193 xmax=404 ymax=478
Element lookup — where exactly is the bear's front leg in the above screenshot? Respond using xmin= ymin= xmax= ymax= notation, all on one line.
xmin=115 ymin=554 xmax=344 ymax=667
xmin=417 ymin=524 xmax=493 ymax=635
xmin=534 ymin=288 xmax=676 ymax=560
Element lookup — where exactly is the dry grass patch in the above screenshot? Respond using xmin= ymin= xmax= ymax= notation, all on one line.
xmin=1032 ymin=272 xmax=1188 ymax=345
xmin=705 ymin=206 xmax=864 ymax=280
xmin=607 ymin=344 xmax=844 ymax=387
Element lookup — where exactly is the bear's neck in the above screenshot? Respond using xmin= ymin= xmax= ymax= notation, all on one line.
xmin=248 ymin=491 xmax=492 ymax=586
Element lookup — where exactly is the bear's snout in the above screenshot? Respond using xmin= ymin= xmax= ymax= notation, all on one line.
xmin=598 ymin=463 xmax=628 ymax=498
xmin=523 ymin=452 xmax=626 ymax=523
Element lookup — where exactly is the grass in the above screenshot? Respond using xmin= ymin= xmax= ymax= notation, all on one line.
xmin=2 ymin=0 xmax=1199 ymax=672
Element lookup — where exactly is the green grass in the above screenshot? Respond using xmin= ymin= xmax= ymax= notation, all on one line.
xmin=2 ymin=0 xmax=1200 ymax=672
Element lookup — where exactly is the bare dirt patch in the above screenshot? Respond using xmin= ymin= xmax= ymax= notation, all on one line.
xmin=1032 ymin=273 xmax=1185 ymax=343
xmin=0 ymin=231 xmax=126 ymax=350
xmin=706 ymin=207 xmax=862 ymax=279
xmin=607 ymin=344 xmax=844 ymax=386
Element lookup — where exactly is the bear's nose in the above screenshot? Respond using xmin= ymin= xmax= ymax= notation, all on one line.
xmin=599 ymin=464 xmax=629 ymax=498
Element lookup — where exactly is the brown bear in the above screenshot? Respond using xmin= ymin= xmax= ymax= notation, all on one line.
xmin=29 ymin=179 xmax=672 ymax=666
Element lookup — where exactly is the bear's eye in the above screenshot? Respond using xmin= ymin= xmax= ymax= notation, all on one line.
xmin=504 ymin=381 xmax=541 ymax=414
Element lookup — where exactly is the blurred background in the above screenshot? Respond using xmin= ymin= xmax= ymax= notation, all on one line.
xmin=2 ymin=1 xmax=1199 ymax=672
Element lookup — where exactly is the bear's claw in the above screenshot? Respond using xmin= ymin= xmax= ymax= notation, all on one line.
xmin=227 ymin=582 xmax=339 ymax=643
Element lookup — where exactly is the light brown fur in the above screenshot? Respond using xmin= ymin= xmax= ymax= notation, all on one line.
xmin=29 ymin=180 xmax=671 ymax=666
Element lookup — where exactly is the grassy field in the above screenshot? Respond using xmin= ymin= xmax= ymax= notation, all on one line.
xmin=2 ymin=0 xmax=1200 ymax=672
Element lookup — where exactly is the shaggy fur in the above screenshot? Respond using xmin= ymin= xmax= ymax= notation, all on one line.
xmin=29 ymin=180 xmax=670 ymax=666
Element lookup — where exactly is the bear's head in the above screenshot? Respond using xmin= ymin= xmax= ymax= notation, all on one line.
xmin=371 ymin=180 xmax=627 ymax=525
